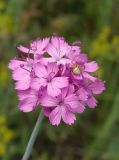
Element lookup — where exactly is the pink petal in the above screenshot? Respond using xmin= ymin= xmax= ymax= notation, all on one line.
xmin=43 ymin=107 xmax=53 ymax=117
xmin=70 ymin=102 xmax=85 ymax=113
xmin=84 ymin=61 xmax=99 ymax=72
xmin=68 ymin=85 xmax=75 ymax=94
xmin=57 ymin=58 xmax=71 ymax=65
xmin=17 ymin=45 xmax=33 ymax=54
xmin=65 ymin=94 xmax=79 ymax=109
xmin=31 ymin=78 xmax=47 ymax=90
xmin=89 ymin=80 xmax=105 ymax=94
xmin=33 ymin=40 xmax=42 ymax=53
xmin=87 ymin=96 xmax=97 ymax=108
xmin=66 ymin=46 xmax=79 ymax=60
xmin=61 ymin=85 xmax=74 ymax=99
xmin=15 ymin=80 xmax=30 ymax=90
xmin=34 ymin=63 xmax=48 ymax=78
xmin=40 ymin=38 xmax=49 ymax=50
xmin=17 ymin=89 xmax=38 ymax=100
xmin=49 ymin=106 xmax=62 ymax=126
xmin=47 ymin=43 xmax=59 ymax=60
xmin=47 ymin=82 xmax=61 ymax=97
xmin=77 ymin=88 xmax=88 ymax=101
xmin=47 ymin=36 xmax=69 ymax=60
xmin=17 ymin=90 xmax=30 ymax=100
xmin=18 ymin=97 xmax=37 ymax=112
xmin=8 ymin=60 xmax=26 ymax=71
xmin=78 ymin=54 xmax=88 ymax=63
xmin=12 ymin=68 xmax=30 ymax=81
xmin=73 ymin=54 xmax=88 ymax=63
xmin=61 ymin=87 xmax=69 ymax=99
xmin=40 ymin=57 xmax=55 ymax=65
xmin=32 ymin=38 xmax=49 ymax=54
xmin=52 ymin=77 xmax=69 ymax=89
xmin=47 ymin=63 xmax=58 ymax=75
xmin=62 ymin=106 xmax=76 ymax=125
xmin=58 ymin=43 xmax=70 ymax=58
xmin=82 ymin=72 xmax=96 ymax=82
xmin=40 ymin=95 xmax=58 ymax=107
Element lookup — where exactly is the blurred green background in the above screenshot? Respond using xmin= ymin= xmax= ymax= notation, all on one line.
xmin=0 ymin=0 xmax=119 ymax=160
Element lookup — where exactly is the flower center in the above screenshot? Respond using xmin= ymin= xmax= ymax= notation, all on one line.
xmin=47 ymin=72 xmax=55 ymax=82
xmin=58 ymin=100 xmax=64 ymax=106
xmin=72 ymin=64 xmax=81 ymax=74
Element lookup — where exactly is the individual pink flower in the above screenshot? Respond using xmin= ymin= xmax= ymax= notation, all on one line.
xmin=40 ymin=86 xmax=85 ymax=125
xmin=31 ymin=62 xmax=69 ymax=97
xmin=88 ymin=79 xmax=105 ymax=94
xmin=65 ymin=45 xmax=81 ymax=61
xmin=47 ymin=36 xmax=71 ymax=64
xmin=86 ymin=80 xmax=105 ymax=108
xmin=76 ymin=79 xmax=105 ymax=108
xmin=71 ymin=55 xmax=99 ymax=82
xmin=17 ymin=38 xmax=49 ymax=58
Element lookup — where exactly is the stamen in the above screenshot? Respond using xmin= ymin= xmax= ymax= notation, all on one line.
xmin=72 ymin=64 xmax=81 ymax=75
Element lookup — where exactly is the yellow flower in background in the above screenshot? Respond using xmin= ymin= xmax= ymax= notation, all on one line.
xmin=98 ymin=26 xmax=110 ymax=41
xmin=90 ymin=26 xmax=111 ymax=58
xmin=0 ymin=0 xmax=5 ymax=10
xmin=89 ymin=26 xmax=119 ymax=60
xmin=0 ymin=63 xmax=10 ymax=87
xmin=4 ymin=129 xmax=14 ymax=143
xmin=112 ymin=36 xmax=119 ymax=55
xmin=0 ymin=0 xmax=16 ymax=36
xmin=0 ymin=144 xmax=6 ymax=157
xmin=0 ymin=115 xmax=14 ymax=157
xmin=112 ymin=36 xmax=119 ymax=46
xmin=0 ymin=14 xmax=16 ymax=36
xmin=0 ymin=115 xmax=6 ymax=125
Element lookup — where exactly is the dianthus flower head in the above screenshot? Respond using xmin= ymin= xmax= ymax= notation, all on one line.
xmin=8 ymin=35 xmax=105 ymax=126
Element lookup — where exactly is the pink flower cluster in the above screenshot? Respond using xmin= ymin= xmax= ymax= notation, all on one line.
xmin=8 ymin=36 xmax=105 ymax=125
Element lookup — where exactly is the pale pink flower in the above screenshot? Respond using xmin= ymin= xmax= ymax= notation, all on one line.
xmin=71 ymin=54 xmax=99 ymax=82
xmin=76 ymin=79 xmax=105 ymax=108
xmin=40 ymin=87 xmax=85 ymax=125
xmin=31 ymin=62 xmax=69 ymax=97
xmin=17 ymin=38 xmax=49 ymax=58
xmin=47 ymin=36 xmax=71 ymax=64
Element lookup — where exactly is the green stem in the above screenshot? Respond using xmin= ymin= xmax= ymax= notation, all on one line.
xmin=22 ymin=110 xmax=44 ymax=160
